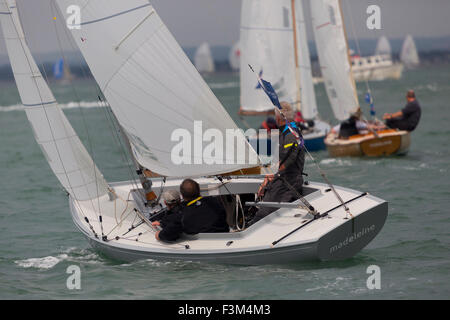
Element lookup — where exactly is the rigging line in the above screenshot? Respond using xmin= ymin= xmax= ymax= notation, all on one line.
xmin=304 ymin=147 xmax=352 ymax=219
xmin=50 ymin=1 xmax=104 ymax=226
xmin=55 ymin=6 xmax=142 ymax=194
xmin=10 ymin=1 xmax=100 ymax=235
xmin=342 ymin=0 xmax=373 ymax=110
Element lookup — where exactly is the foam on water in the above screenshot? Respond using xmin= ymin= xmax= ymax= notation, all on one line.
xmin=15 ymin=254 xmax=68 ymax=270
xmin=0 ymin=101 xmax=102 ymax=112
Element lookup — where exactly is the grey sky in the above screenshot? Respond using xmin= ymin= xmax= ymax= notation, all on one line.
xmin=1 ymin=0 xmax=450 ymax=55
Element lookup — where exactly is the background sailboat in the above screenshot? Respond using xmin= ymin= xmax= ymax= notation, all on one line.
xmin=239 ymin=0 xmax=330 ymax=151
xmin=400 ymin=34 xmax=420 ymax=69
xmin=351 ymin=35 xmax=403 ymax=82
xmin=229 ymin=41 xmax=240 ymax=71
xmin=311 ymin=0 xmax=410 ymax=157
xmin=375 ymin=36 xmax=392 ymax=56
xmin=194 ymin=42 xmax=215 ymax=73
xmin=53 ymin=58 xmax=74 ymax=83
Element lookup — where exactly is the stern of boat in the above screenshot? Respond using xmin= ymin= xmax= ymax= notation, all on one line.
xmin=316 ymin=199 xmax=388 ymax=261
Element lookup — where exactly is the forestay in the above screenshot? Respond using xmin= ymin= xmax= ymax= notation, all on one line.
xmin=240 ymin=0 xmax=299 ymax=113
xmin=194 ymin=42 xmax=215 ymax=73
xmin=0 ymin=0 xmax=108 ymax=201
xmin=294 ymin=0 xmax=318 ymax=120
xmin=55 ymin=0 xmax=259 ymax=177
xmin=310 ymin=0 xmax=359 ymax=121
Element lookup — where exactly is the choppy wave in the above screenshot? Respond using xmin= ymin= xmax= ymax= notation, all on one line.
xmin=14 ymin=247 xmax=103 ymax=270
xmin=15 ymin=254 xmax=68 ymax=269
xmin=0 ymin=101 xmax=102 ymax=112
xmin=319 ymin=158 xmax=353 ymax=166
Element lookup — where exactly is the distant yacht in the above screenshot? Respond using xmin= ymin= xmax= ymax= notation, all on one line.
xmin=53 ymin=58 xmax=74 ymax=83
xmin=194 ymin=42 xmax=215 ymax=73
xmin=350 ymin=36 xmax=403 ymax=82
xmin=229 ymin=41 xmax=240 ymax=71
xmin=400 ymin=34 xmax=420 ymax=69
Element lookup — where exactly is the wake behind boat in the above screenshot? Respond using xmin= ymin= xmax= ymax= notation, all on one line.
xmin=0 ymin=0 xmax=387 ymax=264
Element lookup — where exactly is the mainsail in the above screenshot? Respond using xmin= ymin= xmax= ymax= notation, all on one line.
xmin=55 ymin=0 xmax=258 ymax=177
xmin=400 ymin=34 xmax=420 ymax=68
xmin=239 ymin=0 xmax=300 ymax=114
xmin=310 ymin=0 xmax=359 ymax=121
xmin=375 ymin=36 xmax=392 ymax=56
xmin=294 ymin=0 xmax=318 ymax=120
xmin=0 ymin=0 xmax=108 ymax=201
xmin=194 ymin=42 xmax=215 ymax=73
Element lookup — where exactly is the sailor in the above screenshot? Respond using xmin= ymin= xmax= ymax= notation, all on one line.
xmin=260 ymin=116 xmax=277 ymax=133
xmin=180 ymin=179 xmax=229 ymax=234
xmin=249 ymin=102 xmax=305 ymax=225
xmin=330 ymin=109 xmax=369 ymax=139
xmin=383 ymin=90 xmax=421 ymax=131
xmin=154 ymin=189 xmax=183 ymax=242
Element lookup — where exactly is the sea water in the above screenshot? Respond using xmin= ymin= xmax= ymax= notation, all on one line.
xmin=0 ymin=65 xmax=449 ymax=299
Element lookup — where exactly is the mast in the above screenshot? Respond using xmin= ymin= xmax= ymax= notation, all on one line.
xmin=291 ymin=0 xmax=302 ymax=112
xmin=338 ymin=0 xmax=359 ymax=108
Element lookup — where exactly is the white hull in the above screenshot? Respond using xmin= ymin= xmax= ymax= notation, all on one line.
xmin=69 ymin=177 xmax=387 ymax=265
xmin=351 ymin=55 xmax=404 ymax=82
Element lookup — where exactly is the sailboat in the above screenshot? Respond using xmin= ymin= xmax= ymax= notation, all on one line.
xmin=194 ymin=42 xmax=215 ymax=74
xmin=400 ymin=34 xmax=420 ymax=69
xmin=239 ymin=0 xmax=330 ymax=151
xmin=351 ymin=36 xmax=403 ymax=82
xmin=311 ymin=0 xmax=410 ymax=157
xmin=0 ymin=0 xmax=388 ymax=264
xmin=229 ymin=41 xmax=240 ymax=71
xmin=53 ymin=57 xmax=74 ymax=83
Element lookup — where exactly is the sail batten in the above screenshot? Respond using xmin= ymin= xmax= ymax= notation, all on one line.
xmin=55 ymin=0 xmax=258 ymax=177
xmin=0 ymin=0 xmax=109 ymax=201
xmin=310 ymin=0 xmax=359 ymax=121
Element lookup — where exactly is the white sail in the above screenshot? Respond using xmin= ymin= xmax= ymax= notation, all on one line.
xmin=194 ymin=42 xmax=215 ymax=73
xmin=240 ymin=0 xmax=299 ymax=113
xmin=229 ymin=41 xmax=240 ymax=71
xmin=400 ymin=34 xmax=420 ymax=68
xmin=0 ymin=0 xmax=108 ymax=201
xmin=310 ymin=0 xmax=359 ymax=121
xmin=55 ymin=0 xmax=258 ymax=177
xmin=375 ymin=36 xmax=392 ymax=56
xmin=295 ymin=0 xmax=318 ymax=120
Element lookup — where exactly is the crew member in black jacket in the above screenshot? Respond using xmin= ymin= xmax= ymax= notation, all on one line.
xmin=383 ymin=90 xmax=421 ymax=131
xmin=180 ymin=179 xmax=229 ymax=234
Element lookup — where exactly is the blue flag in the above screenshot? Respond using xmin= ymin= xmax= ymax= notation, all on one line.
xmin=259 ymin=78 xmax=282 ymax=110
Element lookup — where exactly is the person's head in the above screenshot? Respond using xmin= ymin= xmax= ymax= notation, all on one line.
xmin=180 ymin=179 xmax=200 ymax=202
xmin=406 ymin=90 xmax=416 ymax=102
xmin=350 ymin=108 xmax=362 ymax=121
xmin=162 ymin=189 xmax=181 ymax=209
xmin=276 ymin=101 xmax=294 ymax=126
xmin=266 ymin=116 xmax=277 ymax=129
